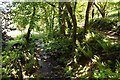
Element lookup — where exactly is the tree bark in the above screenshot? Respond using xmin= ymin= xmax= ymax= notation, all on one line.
xmin=84 ymin=1 xmax=93 ymax=34
xmin=65 ymin=2 xmax=77 ymax=48
xmin=74 ymin=2 xmax=77 ymax=13
xmin=92 ymin=8 xmax=94 ymax=19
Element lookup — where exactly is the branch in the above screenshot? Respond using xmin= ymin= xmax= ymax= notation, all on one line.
xmin=46 ymin=2 xmax=56 ymax=7
xmin=44 ymin=0 xmax=60 ymax=9
xmin=103 ymin=2 xmax=107 ymax=11
xmin=44 ymin=1 xmax=62 ymax=10
xmin=93 ymin=2 xmax=104 ymax=17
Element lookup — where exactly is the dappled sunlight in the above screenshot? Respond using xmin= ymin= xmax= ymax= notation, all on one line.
xmin=7 ymin=30 xmax=22 ymax=37
xmin=1 ymin=1 xmax=120 ymax=79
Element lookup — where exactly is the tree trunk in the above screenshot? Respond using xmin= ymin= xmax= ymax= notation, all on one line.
xmin=51 ymin=7 xmax=55 ymax=36
xmin=74 ymin=2 xmax=77 ymax=13
xmin=59 ymin=2 xmax=65 ymax=35
xmin=65 ymin=2 xmax=77 ymax=50
xmin=65 ymin=10 xmax=72 ymax=36
xmin=26 ymin=5 xmax=36 ymax=42
xmin=44 ymin=8 xmax=49 ymax=33
xmin=92 ymin=8 xmax=94 ymax=19
xmin=61 ymin=8 xmax=66 ymax=35
xmin=59 ymin=2 xmax=62 ymax=33
xmin=84 ymin=1 xmax=93 ymax=34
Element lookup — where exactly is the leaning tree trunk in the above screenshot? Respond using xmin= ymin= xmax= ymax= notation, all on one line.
xmin=65 ymin=2 xmax=77 ymax=51
xmin=26 ymin=5 xmax=36 ymax=42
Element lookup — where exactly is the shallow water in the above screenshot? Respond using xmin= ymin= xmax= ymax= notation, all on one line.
xmin=35 ymin=39 xmax=64 ymax=78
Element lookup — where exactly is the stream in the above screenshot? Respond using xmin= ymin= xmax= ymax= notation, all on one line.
xmin=35 ymin=39 xmax=65 ymax=79
xmin=37 ymin=39 xmax=52 ymax=77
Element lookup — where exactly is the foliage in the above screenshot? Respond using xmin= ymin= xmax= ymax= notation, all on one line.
xmin=2 ymin=34 xmax=39 ymax=79
xmin=45 ymin=37 xmax=72 ymax=54
xmin=12 ymin=3 xmax=40 ymax=31
xmin=1 ymin=1 xmax=120 ymax=79
xmin=77 ymin=30 xmax=112 ymax=58
xmin=90 ymin=18 xmax=118 ymax=31
xmin=64 ymin=30 xmax=120 ymax=78
xmin=44 ymin=35 xmax=73 ymax=66
xmin=93 ymin=60 xmax=120 ymax=78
